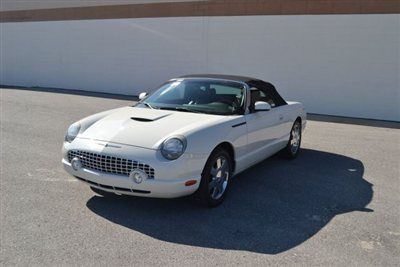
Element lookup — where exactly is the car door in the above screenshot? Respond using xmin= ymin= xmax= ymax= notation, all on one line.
xmin=244 ymin=87 xmax=287 ymax=166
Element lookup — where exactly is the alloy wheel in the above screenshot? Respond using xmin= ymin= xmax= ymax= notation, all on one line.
xmin=208 ymin=156 xmax=230 ymax=200
xmin=290 ymin=122 xmax=301 ymax=154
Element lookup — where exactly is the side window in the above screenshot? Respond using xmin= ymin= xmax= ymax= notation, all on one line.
xmin=210 ymin=84 xmax=245 ymax=106
xmin=250 ymin=88 xmax=276 ymax=108
xmin=211 ymin=84 xmax=243 ymax=97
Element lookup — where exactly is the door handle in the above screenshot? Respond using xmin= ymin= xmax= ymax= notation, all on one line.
xmin=279 ymin=114 xmax=284 ymax=120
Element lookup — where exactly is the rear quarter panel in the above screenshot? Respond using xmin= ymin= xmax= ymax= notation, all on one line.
xmin=286 ymin=101 xmax=307 ymax=131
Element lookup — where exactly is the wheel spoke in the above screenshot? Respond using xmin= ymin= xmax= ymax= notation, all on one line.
xmin=220 ymin=160 xmax=228 ymax=174
xmin=221 ymin=159 xmax=226 ymax=167
xmin=216 ymin=158 xmax=222 ymax=168
xmin=211 ymin=186 xmax=219 ymax=199
xmin=217 ymin=180 xmax=224 ymax=194
xmin=209 ymin=179 xmax=218 ymax=189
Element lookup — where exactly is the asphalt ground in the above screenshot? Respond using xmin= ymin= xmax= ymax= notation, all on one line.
xmin=1 ymin=87 xmax=399 ymax=266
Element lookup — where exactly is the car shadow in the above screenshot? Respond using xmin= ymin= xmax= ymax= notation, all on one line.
xmin=86 ymin=148 xmax=373 ymax=254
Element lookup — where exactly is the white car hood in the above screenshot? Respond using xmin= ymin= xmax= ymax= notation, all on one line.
xmin=78 ymin=106 xmax=225 ymax=149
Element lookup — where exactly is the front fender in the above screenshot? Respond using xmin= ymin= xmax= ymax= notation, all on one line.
xmin=184 ymin=117 xmax=247 ymax=163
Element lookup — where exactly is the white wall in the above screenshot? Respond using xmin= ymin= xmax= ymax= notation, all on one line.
xmin=1 ymin=15 xmax=399 ymax=121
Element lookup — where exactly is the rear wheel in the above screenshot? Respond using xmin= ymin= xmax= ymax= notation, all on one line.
xmin=195 ymin=148 xmax=232 ymax=207
xmin=282 ymin=120 xmax=302 ymax=159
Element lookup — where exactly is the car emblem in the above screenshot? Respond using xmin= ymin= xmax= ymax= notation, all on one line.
xmin=95 ymin=142 xmax=121 ymax=148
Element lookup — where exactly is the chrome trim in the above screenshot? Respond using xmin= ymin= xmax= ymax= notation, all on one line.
xmin=67 ymin=150 xmax=155 ymax=178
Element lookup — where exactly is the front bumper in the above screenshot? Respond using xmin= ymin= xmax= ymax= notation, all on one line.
xmin=62 ymin=138 xmax=207 ymax=198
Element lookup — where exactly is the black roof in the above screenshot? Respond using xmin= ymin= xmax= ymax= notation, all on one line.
xmin=179 ymin=74 xmax=261 ymax=83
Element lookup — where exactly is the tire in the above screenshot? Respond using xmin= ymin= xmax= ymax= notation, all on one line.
xmin=282 ymin=120 xmax=302 ymax=159
xmin=195 ymin=148 xmax=232 ymax=207
xmin=90 ymin=186 xmax=116 ymax=197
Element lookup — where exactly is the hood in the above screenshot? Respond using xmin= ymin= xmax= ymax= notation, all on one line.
xmin=78 ymin=106 xmax=225 ymax=149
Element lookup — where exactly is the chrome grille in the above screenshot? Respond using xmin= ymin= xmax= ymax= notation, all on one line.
xmin=67 ymin=150 xmax=155 ymax=178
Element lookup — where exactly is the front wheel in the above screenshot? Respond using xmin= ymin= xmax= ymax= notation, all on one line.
xmin=282 ymin=120 xmax=302 ymax=159
xmin=195 ymin=148 xmax=232 ymax=207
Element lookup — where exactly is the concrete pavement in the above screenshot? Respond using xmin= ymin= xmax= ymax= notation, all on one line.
xmin=1 ymin=87 xmax=399 ymax=266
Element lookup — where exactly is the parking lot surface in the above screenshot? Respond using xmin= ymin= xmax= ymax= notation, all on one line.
xmin=1 ymin=88 xmax=399 ymax=266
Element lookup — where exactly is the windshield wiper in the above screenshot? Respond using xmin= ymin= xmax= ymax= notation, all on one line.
xmin=159 ymin=107 xmax=201 ymax=113
xmin=176 ymin=107 xmax=202 ymax=113
xmin=142 ymin=102 xmax=158 ymax=109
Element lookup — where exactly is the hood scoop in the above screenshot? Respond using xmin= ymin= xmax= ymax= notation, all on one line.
xmin=130 ymin=114 xmax=170 ymax=122
xmin=131 ymin=117 xmax=154 ymax=122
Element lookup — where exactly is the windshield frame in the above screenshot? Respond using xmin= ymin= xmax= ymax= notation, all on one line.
xmin=136 ymin=78 xmax=249 ymax=116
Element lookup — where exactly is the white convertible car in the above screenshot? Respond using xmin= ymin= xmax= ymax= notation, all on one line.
xmin=62 ymin=74 xmax=306 ymax=206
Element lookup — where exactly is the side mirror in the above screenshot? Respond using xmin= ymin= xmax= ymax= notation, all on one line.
xmin=139 ymin=92 xmax=148 ymax=100
xmin=254 ymin=101 xmax=271 ymax=111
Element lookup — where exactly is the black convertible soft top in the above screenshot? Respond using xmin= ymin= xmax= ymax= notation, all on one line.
xmin=180 ymin=74 xmax=258 ymax=83
xmin=179 ymin=74 xmax=287 ymax=106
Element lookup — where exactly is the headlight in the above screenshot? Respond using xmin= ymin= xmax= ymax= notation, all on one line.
xmin=161 ymin=136 xmax=187 ymax=160
xmin=65 ymin=123 xmax=81 ymax=143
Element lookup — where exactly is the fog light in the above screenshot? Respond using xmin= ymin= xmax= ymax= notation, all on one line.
xmin=129 ymin=169 xmax=148 ymax=184
xmin=71 ymin=157 xmax=82 ymax=171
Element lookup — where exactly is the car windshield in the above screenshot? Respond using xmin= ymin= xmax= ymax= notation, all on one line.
xmin=137 ymin=79 xmax=246 ymax=115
